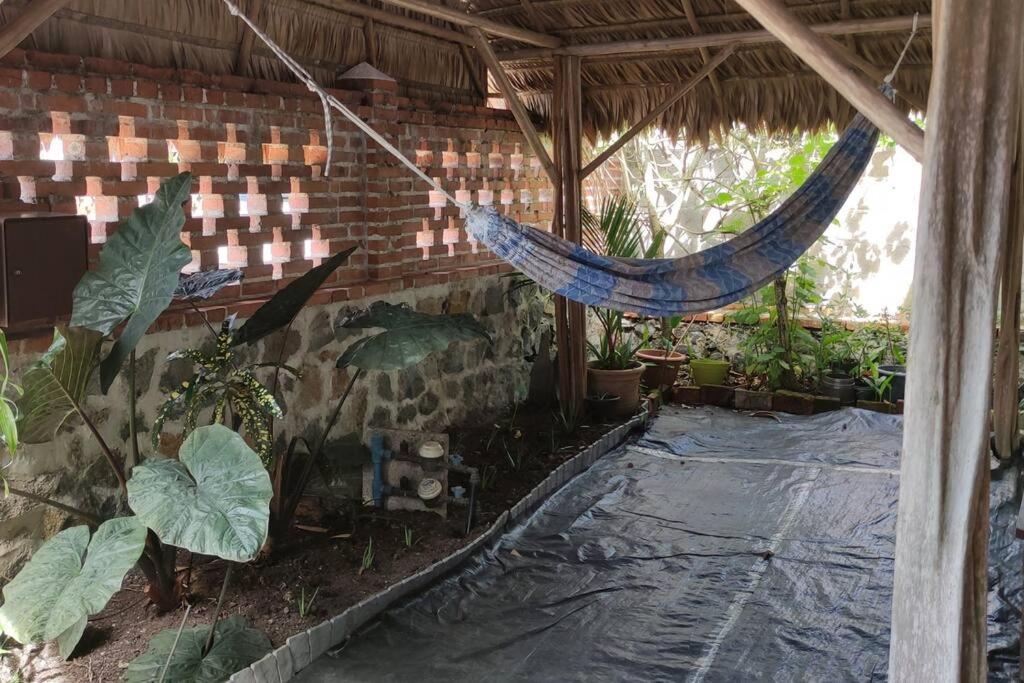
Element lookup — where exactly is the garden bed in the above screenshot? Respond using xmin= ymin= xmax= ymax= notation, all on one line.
xmin=5 ymin=403 xmax=630 ymax=683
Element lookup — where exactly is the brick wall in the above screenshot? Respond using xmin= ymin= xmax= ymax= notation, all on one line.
xmin=0 ymin=48 xmax=555 ymax=336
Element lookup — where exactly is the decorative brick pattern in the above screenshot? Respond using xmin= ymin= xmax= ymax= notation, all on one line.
xmin=0 ymin=48 xmax=555 ymax=335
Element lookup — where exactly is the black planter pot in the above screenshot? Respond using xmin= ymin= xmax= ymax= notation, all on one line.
xmin=830 ymin=359 xmax=858 ymax=377
xmin=854 ymin=379 xmax=873 ymax=402
xmin=585 ymin=394 xmax=622 ymax=420
xmin=820 ymin=373 xmax=856 ymax=405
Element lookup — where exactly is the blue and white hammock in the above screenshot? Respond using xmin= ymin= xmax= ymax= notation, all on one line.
xmin=225 ymin=0 xmax=889 ymax=317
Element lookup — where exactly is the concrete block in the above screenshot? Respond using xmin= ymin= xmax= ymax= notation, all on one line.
xmin=229 ymin=668 xmax=258 ymax=683
xmin=250 ymin=653 xmax=281 ymax=683
xmin=308 ymin=621 xmax=334 ymax=660
xmin=275 ymin=645 xmax=295 ymax=681
xmin=286 ymin=631 xmax=311 ymax=672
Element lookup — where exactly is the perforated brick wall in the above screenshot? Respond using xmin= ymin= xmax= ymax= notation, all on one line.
xmin=0 ymin=48 xmax=555 ymax=334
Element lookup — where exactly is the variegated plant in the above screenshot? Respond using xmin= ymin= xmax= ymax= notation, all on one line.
xmin=153 ymin=317 xmax=294 ymax=461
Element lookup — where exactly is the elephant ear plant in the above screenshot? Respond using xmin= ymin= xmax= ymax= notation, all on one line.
xmin=0 ymin=174 xmax=272 ymax=666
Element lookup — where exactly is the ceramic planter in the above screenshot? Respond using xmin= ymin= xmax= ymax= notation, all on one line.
xmin=690 ymin=358 xmax=730 ymax=387
xmin=587 ymin=361 xmax=644 ymax=416
xmin=637 ymin=348 xmax=685 ymax=390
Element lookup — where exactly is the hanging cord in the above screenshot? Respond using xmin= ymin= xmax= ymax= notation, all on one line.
xmin=884 ymin=13 xmax=919 ymax=84
xmin=223 ymin=0 xmax=466 ymax=208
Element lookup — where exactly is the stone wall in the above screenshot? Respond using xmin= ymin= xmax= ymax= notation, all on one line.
xmin=1 ymin=274 xmax=548 ymax=576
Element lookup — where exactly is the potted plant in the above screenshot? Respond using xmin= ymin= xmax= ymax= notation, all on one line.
xmin=582 ymin=195 xmax=665 ymax=417
xmin=817 ymin=319 xmax=857 ymax=405
xmin=637 ymin=315 xmax=690 ymax=390
xmin=858 ymin=364 xmax=895 ymax=413
xmin=689 ymin=342 xmax=730 ymax=387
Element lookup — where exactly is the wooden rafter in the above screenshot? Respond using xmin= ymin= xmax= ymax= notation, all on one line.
xmin=469 ymin=27 xmax=558 ymax=185
xmin=459 ymin=42 xmax=488 ymax=100
xmin=731 ymin=0 xmax=923 ymax=161
xmin=363 ymin=16 xmax=378 ymax=66
xmin=234 ymin=29 xmax=256 ymax=75
xmin=824 ymin=35 xmax=927 ymax=112
xmin=679 ymin=0 xmax=722 ymax=97
xmin=497 ymin=14 xmax=929 ymax=61
xmin=0 ymin=0 xmax=71 ymax=58
xmin=581 ymin=45 xmax=735 ymax=179
xmin=317 ymin=0 xmax=475 ymax=46
xmin=376 ymin=0 xmax=561 ymax=48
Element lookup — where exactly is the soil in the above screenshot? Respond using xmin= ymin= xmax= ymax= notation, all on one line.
xmin=5 ymin=404 xmax=628 ymax=683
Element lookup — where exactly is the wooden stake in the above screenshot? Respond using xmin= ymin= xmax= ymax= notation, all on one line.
xmin=0 ymin=0 xmax=71 ymax=58
xmin=888 ymin=1 xmax=1024 ymax=679
xmin=376 ymin=0 xmax=560 ymax=48
xmin=732 ymin=0 xmax=924 ymax=162
xmin=581 ymin=45 xmax=735 ymax=179
xmin=471 ymin=28 xmax=558 ymax=186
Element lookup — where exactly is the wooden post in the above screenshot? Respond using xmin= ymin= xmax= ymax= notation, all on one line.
xmin=581 ymin=45 xmax=734 ymax=179
xmin=732 ymin=0 xmax=923 ymax=162
xmin=551 ymin=55 xmax=587 ymax=420
xmin=470 ymin=28 xmax=558 ymax=186
xmin=0 ymin=0 xmax=71 ymax=58
xmin=363 ymin=17 xmax=378 ymax=67
xmin=888 ymin=1 xmax=1024 ymax=680
xmin=993 ymin=116 xmax=1024 ymax=462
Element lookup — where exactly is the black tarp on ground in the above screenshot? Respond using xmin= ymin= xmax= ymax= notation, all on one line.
xmin=296 ymin=407 xmax=1022 ymax=682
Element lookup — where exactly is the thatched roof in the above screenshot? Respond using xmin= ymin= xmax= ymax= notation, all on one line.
xmin=2 ymin=0 xmax=931 ymax=141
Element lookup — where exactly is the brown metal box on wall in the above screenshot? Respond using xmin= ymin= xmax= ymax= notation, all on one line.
xmin=0 ymin=213 xmax=89 ymax=330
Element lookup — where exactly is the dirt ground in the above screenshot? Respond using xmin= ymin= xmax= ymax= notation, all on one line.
xmin=3 ymin=404 xmax=628 ymax=683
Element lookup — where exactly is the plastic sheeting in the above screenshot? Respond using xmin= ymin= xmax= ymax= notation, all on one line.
xmin=296 ymin=407 xmax=1022 ymax=682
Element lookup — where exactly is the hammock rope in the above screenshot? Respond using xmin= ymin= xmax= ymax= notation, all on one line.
xmin=224 ymin=0 xmax=913 ymax=315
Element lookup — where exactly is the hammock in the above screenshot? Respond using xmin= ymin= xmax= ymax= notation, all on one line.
xmin=465 ymin=112 xmax=879 ymax=316
xmin=223 ymin=0 xmax=902 ymax=317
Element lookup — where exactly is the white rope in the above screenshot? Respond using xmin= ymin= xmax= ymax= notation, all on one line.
xmin=884 ymin=13 xmax=919 ymax=84
xmin=223 ymin=0 xmax=466 ymax=209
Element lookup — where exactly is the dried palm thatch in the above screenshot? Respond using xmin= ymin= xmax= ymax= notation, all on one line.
xmin=473 ymin=0 xmax=932 ymax=142
xmin=1 ymin=0 xmax=931 ymax=142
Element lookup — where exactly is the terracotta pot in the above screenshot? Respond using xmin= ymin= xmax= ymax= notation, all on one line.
xmin=637 ymin=348 xmax=685 ymax=390
xmin=587 ymin=361 xmax=644 ymax=416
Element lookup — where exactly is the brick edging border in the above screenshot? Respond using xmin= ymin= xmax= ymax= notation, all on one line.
xmin=228 ymin=413 xmax=648 ymax=683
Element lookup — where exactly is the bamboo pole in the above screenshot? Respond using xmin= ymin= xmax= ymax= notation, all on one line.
xmin=888 ymin=1 xmax=1024 ymax=679
xmin=731 ymin=0 xmax=923 ymax=162
xmin=376 ymin=0 xmax=560 ymax=48
xmin=0 ymin=0 xmax=71 ymax=57
xmin=581 ymin=45 xmax=735 ymax=179
xmin=498 ymin=14 xmax=929 ymax=62
xmin=470 ymin=28 xmax=558 ymax=186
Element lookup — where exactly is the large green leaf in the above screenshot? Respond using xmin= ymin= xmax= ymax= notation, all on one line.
xmin=233 ymin=246 xmax=358 ymax=346
xmin=0 ymin=517 xmax=146 ymax=659
xmin=336 ymin=302 xmax=490 ymax=371
xmin=71 ymin=172 xmax=194 ymax=393
xmin=15 ymin=327 xmax=103 ymax=444
xmin=123 ymin=615 xmax=270 ymax=683
xmin=127 ymin=425 xmax=272 ymax=562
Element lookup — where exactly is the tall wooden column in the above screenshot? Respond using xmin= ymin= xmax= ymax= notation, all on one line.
xmin=888 ymin=1 xmax=1023 ymax=680
xmin=993 ymin=124 xmax=1024 ymax=462
xmin=551 ymin=55 xmax=587 ymax=419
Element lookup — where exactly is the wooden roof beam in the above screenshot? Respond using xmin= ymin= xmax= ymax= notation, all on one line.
xmin=732 ymin=0 xmax=923 ymax=161
xmin=315 ymin=0 xmax=475 ymax=46
xmin=497 ymin=14 xmax=929 ymax=61
xmin=470 ymin=27 xmax=559 ymax=185
xmin=0 ymin=0 xmax=72 ymax=58
xmin=376 ymin=0 xmax=561 ymax=48
xmin=581 ymin=45 xmax=735 ymax=179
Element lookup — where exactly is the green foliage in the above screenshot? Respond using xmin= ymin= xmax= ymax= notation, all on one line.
xmin=0 ymin=517 xmax=146 ymax=659
xmin=128 ymin=425 xmax=273 ymax=562
xmin=154 ymin=318 xmax=292 ymax=462
xmin=359 ymin=538 xmax=374 ymax=575
xmin=14 ymin=327 xmax=103 ymax=444
xmin=402 ymin=526 xmax=416 ymax=548
xmin=71 ymin=172 xmax=194 ymax=392
xmin=123 ymin=615 xmax=271 ymax=683
xmin=480 ymin=464 xmax=499 ymax=491
xmin=337 ymin=302 xmax=491 ymax=371
xmin=233 ymin=246 xmax=357 ymax=347
xmin=863 ymin=365 xmax=894 ymax=402
xmin=583 ymin=195 xmax=665 ymax=371
xmin=297 ymin=586 xmax=319 ymax=618
xmin=0 ymin=330 xmax=21 ymax=470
